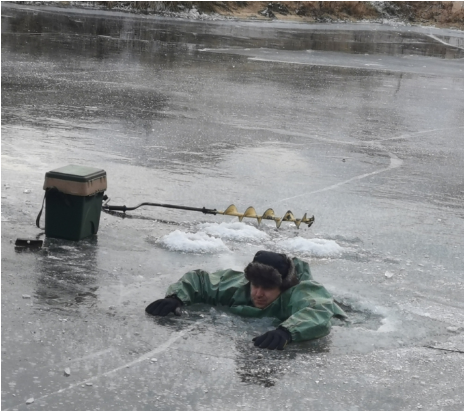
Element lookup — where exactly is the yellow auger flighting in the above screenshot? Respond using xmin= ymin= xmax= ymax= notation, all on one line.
xmin=102 ymin=200 xmax=314 ymax=229
xmin=218 ymin=205 xmax=313 ymax=229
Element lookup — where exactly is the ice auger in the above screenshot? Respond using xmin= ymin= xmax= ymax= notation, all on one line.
xmin=102 ymin=200 xmax=314 ymax=229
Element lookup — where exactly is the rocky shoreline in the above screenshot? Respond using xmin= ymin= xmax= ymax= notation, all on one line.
xmin=13 ymin=1 xmax=465 ymax=30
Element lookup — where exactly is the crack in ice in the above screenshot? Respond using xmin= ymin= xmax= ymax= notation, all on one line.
xmin=5 ymin=323 xmax=200 ymax=410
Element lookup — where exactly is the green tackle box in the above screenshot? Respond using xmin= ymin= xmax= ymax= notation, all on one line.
xmin=43 ymin=165 xmax=107 ymax=241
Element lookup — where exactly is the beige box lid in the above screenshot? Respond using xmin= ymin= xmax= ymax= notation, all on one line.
xmin=43 ymin=165 xmax=107 ymax=196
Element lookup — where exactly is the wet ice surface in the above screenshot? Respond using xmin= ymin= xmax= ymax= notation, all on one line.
xmin=1 ymin=2 xmax=464 ymax=411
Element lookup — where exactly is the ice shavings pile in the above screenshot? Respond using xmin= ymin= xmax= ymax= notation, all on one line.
xmin=158 ymin=224 xmax=344 ymax=258
xmin=277 ymin=237 xmax=343 ymax=257
xmin=196 ymin=222 xmax=269 ymax=242
xmin=158 ymin=230 xmax=229 ymax=253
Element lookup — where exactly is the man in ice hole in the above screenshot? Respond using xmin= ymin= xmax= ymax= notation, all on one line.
xmin=146 ymin=250 xmax=346 ymax=350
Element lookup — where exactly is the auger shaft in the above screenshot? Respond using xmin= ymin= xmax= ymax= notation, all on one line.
xmin=103 ymin=201 xmax=314 ymax=229
xmin=103 ymin=201 xmax=217 ymax=215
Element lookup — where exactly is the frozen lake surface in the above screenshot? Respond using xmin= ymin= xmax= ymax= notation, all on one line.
xmin=1 ymin=3 xmax=464 ymax=410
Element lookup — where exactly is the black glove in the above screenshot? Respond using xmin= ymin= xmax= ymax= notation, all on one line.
xmin=252 ymin=327 xmax=292 ymax=350
xmin=145 ymin=296 xmax=183 ymax=316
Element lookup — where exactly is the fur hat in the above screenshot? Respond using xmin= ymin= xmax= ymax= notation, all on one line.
xmin=244 ymin=250 xmax=299 ymax=291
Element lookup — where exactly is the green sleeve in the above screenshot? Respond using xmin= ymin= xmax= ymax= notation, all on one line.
xmin=280 ymin=303 xmax=336 ymax=342
xmin=279 ymin=281 xmax=347 ymax=342
xmin=292 ymin=257 xmax=313 ymax=281
xmin=165 ymin=268 xmax=246 ymax=306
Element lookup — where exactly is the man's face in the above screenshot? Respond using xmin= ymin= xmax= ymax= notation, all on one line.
xmin=250 ymin=283 xmax=281 ymax=309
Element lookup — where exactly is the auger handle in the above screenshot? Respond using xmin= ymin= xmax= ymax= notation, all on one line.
xmin=103 ymin=205 xmax=128 ymax=212
xmin=103 ymin=202 xmax=218 ymax=215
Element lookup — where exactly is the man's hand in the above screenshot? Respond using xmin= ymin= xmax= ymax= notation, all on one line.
xmin=252 ymin=327 xmax=292 ymax=350
xmin=145 ymin=296 xmax=182 ymax=316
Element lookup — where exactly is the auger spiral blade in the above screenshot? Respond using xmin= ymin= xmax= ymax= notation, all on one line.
xmin=217 ymin=204 xmax=314 ymax=229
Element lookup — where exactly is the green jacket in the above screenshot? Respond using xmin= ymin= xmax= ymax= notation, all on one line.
xmin=166 ymin=257 xmax=347 ymax=342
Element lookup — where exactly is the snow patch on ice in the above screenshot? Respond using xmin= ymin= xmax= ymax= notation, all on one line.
xmin=277 ymin=237 xmax=343 ymax=257
xmin=377 ymin=315 xmax=401 ymax=333
xmin=158 ymin=230 xmax=230 ymax=254
xmin=196 ymin=222 xmax=269 ymax=242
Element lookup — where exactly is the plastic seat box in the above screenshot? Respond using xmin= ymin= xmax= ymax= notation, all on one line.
xmin=43 ymin=165 xmax=107 ymax=240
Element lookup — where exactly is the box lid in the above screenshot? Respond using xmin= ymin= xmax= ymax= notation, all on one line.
xmin=45 ymin=165 xmax=106 ymax=182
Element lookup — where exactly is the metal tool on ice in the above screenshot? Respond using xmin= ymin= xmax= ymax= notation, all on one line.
xmin=102 ymin=201 xmax=314 ymax=229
